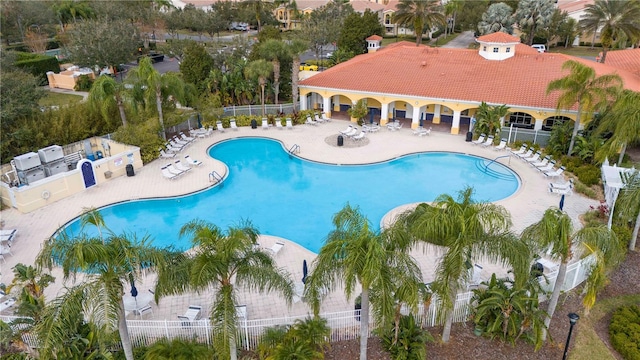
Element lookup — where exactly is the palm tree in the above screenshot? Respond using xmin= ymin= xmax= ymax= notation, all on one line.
xmin=258 ymin=39 xmax=287 ymax=105
xmin=154 ymin=219 xmax=294 ymax=360
xmin=35 ymin=210 xmax=171 ymax=360
xmin=145 ymin=338 xmax=214 ymax=359
xmin=546 ymin=60 xmax=622 ymax=156
xmin=244 ymin=59 xmax=273 ymax=116
xmin=443 ymin=0 xmax=462 ymax=37
xmin=288 ymin=39 xmax=308 ymax=112
xmin=616 ymin=171 xmax=640 ymax=250
xmin=392 ymin=0 xmax=446 ymax=46
xmin=521 ymin=208 xmax=623 ymax=340
xmin=595 ymin=90 xmax=640 ymax=165
xmin=394 ymin=187 xmax=530 ymax=343
xmin=478 ymin=2 xmax=516 ymax=35
xmin=127 ymin=57 xmax=186 ymax=140
xmin=515 ymin=0 xmax=556 ymax=45
xmin=6 ymin=263 xmax=54 ymax=322
xmin=304 ymin=204 xmax=422 ymax=360
xmin=89 ymin=76 xmax=129 ymax=127
xmin=579 ymin=0 xmax=640 ymax=63
xmin=474 ymin=102 xmax=509 ymax=139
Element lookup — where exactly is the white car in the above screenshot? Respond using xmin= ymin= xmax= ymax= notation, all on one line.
xmin=532 ymin=44 xmax=546 ymax=53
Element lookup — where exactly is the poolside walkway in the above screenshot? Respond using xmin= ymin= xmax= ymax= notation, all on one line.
xmin=0 ymin=121 xmax=598 ymax=320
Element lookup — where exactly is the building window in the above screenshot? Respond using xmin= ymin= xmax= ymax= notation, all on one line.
xmin=385 ymin=14 xmax=391 ymax=25
xmin=542 ymin=116 xmax=571 ymax=131
xmin=507 ymin=112 xmax=534 ymax=128
xmin=493 ymin=47 xmax=499 ymax=53
xmin=483 ymin=46 xmax=487 ymax=52
xmin=506 ymin=47 xmax=511 ymax=53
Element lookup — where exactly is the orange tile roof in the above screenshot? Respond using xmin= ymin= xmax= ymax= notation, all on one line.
xmin=300 ymin=41 xmax=640 ymax=111
xmin=603 ymin=48 xmax=640 ymax=78
xmin=557 ymin=0 xmax=594 ymax=14
xmin=476 ymin=32 xmax=521 ymax=44
xmin=350 ymin=0 xmax=386 ymax=12
xmin=366 ymin=34 xmax=383 ymax=41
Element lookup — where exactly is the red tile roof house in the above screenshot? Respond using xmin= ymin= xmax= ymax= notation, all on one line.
xmin=298 ymin=32 xmax=640 ymax=134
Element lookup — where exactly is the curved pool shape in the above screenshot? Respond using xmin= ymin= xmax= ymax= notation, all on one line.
xmin=60 ymin=138 xmax=520 ymax=253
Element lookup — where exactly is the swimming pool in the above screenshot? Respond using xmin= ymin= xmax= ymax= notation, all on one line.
xmin=59 ymin=138 xmax=520 ymax=253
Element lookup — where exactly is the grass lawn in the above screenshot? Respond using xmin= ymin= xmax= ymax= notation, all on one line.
xmin=548 ymin=46 xmax=602 ymax=58
xmin=429 ymin=33 xmax=460 ymax=47
xmin=39 ymin=92 xmax=84 ymax=107
xmin=570 ymin=294 xmax=640 ymax=360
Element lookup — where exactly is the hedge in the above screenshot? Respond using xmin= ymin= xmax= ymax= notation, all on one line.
xmin=13 ymin=51 xmax=59 ymax=85
xmin=610 ymin=305 xmax=640 ymax=360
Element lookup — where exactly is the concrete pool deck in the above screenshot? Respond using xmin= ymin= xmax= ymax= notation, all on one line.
xmin=0 ymin=120 xmax=599 ymax=320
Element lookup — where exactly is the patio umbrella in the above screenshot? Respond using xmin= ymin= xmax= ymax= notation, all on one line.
xmin=129 ymin=275 xmax=139 ymax=306
xmin=302 ymin=259 xmax=308 ymax=284
xmin=369 ymin=111 xmax=374 ymax=124
xmin=197 ymin=113 xmax=203 ymax=129
xmin=559 ymin=194 xmax=565 ymax=211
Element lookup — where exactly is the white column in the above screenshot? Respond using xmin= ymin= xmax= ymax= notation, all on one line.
xmin=411 ymin=105 xmax=421 ymax=129
xmin=300 ymin=94 xmax=307 ymax=110
xmin=534 ymin=117 xmax=543 ymax=130
xmin=451 ymin=110 xmax=461 ymax=134
xmin=381 ymin=102 xmax=389 ymax=124
xmin=333 ymin=95 xmax=340 ymax=112
xmin=323 ymin=96 xmax=331 ymax=116
xmin=433 ymin=104 xmax=441 ymax=124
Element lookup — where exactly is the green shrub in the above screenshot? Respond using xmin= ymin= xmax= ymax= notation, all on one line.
xmin=560 ymin=155 xmax=584 ymax=172
xmin=13 ymin=51 xmax=60 ymax=85
xmin=612 ymin=225 xmax=633 ymax=249
xmin=573 ymin=181 xmax=597 ymax=198
xmin=112 ymin=118 xmax=165 ymax=164
xmin=74 ymin=74 xmax=94 ymax=91
xmin=609 ymin=305 xmax=640 ymax=360
xmin=573 ymin=164 xmax=601 ymax=186
xmin=381 ymin=315 xmax=432 ymax=360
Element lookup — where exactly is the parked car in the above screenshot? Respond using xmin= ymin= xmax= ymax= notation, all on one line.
xmin=531 ymin=44 xmax=546 ymax=53
xmin=299 ymin=63 xmax=319 ymax=71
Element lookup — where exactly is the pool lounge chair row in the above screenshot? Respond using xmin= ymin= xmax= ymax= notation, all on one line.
xmin=161 ymin=156 xmax=201 ymax=180
xmin=339 ymin=126 xmax=366 ymax=141
xmin=305 ymin=113 xmax=331 ymax=126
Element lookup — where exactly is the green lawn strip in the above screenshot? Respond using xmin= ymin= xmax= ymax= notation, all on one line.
xmin=570 ymin=294 xmax=640 ymax=360
xmin=38 ymin=92 xmax=84 ymax=107
xmin=549 ymin=46 xmax=602 ymax=58
xmin=430 ymin=33 xmax=460 ymax=47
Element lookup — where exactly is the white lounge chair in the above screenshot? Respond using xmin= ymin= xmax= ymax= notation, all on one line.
xmin=510 ymin=145 xmax=527 ymax=156
xmin=525 ymin=152 xmax=542 ymax=163
xmin=412 ymin=127 xmax=430 ymax=136
xmin=172 ymin=136 xmax=189 ymax=146
xmin=481 ymin=135 xmax=495 ymax=147
xmin=322 ymin=113 xmax=331 ymax=122
xmin=275 ymin=117 xmax=283 ymax=129
xmin=549 ymin=185 xmax=572 ymax=195
xmin=161 ymin=166 xmax=179 ymax=180
xmin=471 ymin=134 xmax=486 ymax=145
xmin=544 ymin=166 xmax=566 ymax=178
xmin=166 ymin=144 xmax=182 ymax=154
xmin=537 ymin=160 xmax=557 ymax=172
xmin=216 ymin=121 xmax=225 ymax=132
xmin=531 ymin=156 xmax=550 ymax=168
xmin=268 ymin=241 xmax=284 ymax=255
xmin=306 ymin=116 xmax=317 ymax=126
xmin=174 ymin=160 xmax=191 ymax=173
xmin=352 ymin=131 xmax=366 ymax=141
xmin=344 ymin=127 xmax=359 ymax=137
xmin=262 ymin=118 xmax=269 ymax=130
xmin=180 ymin=132 xmax=195 ymax=142
xmin=135 ymin=305 xmax=153 ymax=319
xmin=550 ymin=179 xmax=573 ymax=190
xmin=169 ymin=140 xmax=186 ymax=151
xmin=494 ymin=139 xmax=507 ymax=150
xmin=167 ymin=163 xmax=184 ymax=176
xmin=340 ymin=125 xmax=353 ymax=135
xmin=184 ymin=155 xmax=202 ymax=167
xmin=159 ymin=149 xmax=176 ymax=159
xmin=315 ymin=113 xmax=324 ymax=123
xmin=516 ymin=149 xmax=534 ymax=160
xmin=196 ymin=126 xmax=213 ymax=138
xmin=230 ymin=119 xmax=238 ymax=131
xmin=0 ymin=244 xmax=13 ymax=262
xmin=286 ymin=118 xmax=293 ymax=129
xmin=0 ymin=229 xmax=17 ymax=243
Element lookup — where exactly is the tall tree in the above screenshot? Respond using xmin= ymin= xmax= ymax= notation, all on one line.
xmin=180 ymin=41 xmax=214 ymax=91
xmin=244 ymin=59 xmax=273 ymax=116
xmin=444 ymin=0 xmax=462 ymax=37
xmin=155 ymin=219 xmax=294 ymax=360
xmin=302 ymin=1 xmax=353 ymax=60
xmin=127 ymin=57 xmax=186 ymax=140
xmin=478 ymin=2 xmax=515 ymax=35
xmin=304 ymin=204 xmax=422 ymax=360
xmin=392 ymin=0 xmax=446 ymax=46
xmin=514 ymin=0 xmax=556 ymax=45
xmin=521 ymin=208 xmax=623 ymax=340
xmin=338 ymin=9 xmax=385 ymax=55
xmin=35 ymin=210 xmax=171 ymax=360
xmin=89 ymin=76 xmax=129 ymax=127
xmin=65 ymin=18 xmax=139 ymax=69
xmin=616 ymin=172 xmax=640 ymax=251
xmin=579 ymin=0 xmax=640 ymax=63
xmin=394 ymin=187 xmax=529 ymax=343
xmin=288 ymin=39 xmax=308 ymax=112
xmin=546 ymin=60 xmax=622 ymax=156
xmin=595 ymin=90 xmax=640 ymax=165
xmin=51 ymin=0 xmax=96 ymax=32
xmin=258 ymin=39 xmax=287 ymax=105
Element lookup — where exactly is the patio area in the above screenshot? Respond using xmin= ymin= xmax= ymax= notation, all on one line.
xmin=0 ymin=119 xmax=599 ymax=322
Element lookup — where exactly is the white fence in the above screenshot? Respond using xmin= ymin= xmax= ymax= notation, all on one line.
xmin=0 ymin=254 xmax=595 ymax=350
xmin=222 ymin=104 xmax=295 ymax=117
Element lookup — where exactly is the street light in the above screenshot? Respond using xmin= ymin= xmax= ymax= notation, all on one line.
xmin=562 ymin=312 xmax=580 ymax=360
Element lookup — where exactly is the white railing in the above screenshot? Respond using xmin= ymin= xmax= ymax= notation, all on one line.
xmin=0 ymin=254 xmax=596 ymax=350
xmin=222 ymin=104 xmax=295 ymax=117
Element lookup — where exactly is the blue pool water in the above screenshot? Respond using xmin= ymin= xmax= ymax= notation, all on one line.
xmin=59 ymin=138 xmax=520 ymax=253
